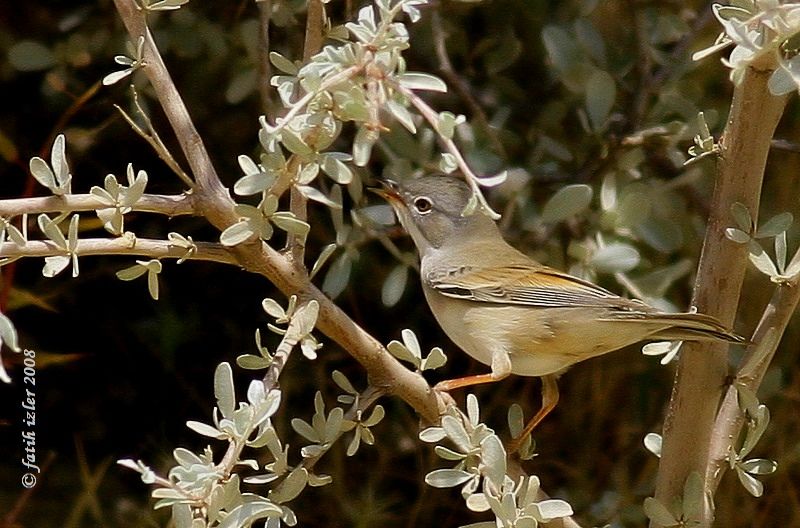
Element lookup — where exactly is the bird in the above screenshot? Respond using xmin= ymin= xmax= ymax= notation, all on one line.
xmin=375 ymin=175 xmax=745 ymax=453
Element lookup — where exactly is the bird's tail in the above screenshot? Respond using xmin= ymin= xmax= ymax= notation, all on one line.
xmin=611 ymin=312 xmax=747 ymax=344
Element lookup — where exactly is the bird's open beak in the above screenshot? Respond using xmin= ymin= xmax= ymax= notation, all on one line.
xmin=369 ymin=179 xmax=404 ymax=207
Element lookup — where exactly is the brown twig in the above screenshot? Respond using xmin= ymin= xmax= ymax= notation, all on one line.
xmin=0 ymin=192 xmax=194 ymax=218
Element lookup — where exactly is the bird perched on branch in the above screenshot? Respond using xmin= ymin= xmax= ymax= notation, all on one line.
xmin=376 ymin=175 xmax=744 ymax=453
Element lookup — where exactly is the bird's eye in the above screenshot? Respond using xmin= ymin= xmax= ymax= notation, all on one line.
xmin=413 ymin=196 xmax=433 ymax=214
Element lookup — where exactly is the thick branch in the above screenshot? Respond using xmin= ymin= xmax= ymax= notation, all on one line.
xmin=111 ymin=0 xmax=444 ymax=423
xmin=652 ymin=60 xmax=788 ymax=525
xmin=0 ymin=193 xmax=194 ymax=218
xmin=0 ymin=238 xmax=237 ymax=265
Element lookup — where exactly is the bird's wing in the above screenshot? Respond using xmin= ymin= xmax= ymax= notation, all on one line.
xmin=426 ymin=264 xmax=648 ymax=311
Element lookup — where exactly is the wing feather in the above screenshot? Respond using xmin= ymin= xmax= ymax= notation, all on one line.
xmin=426 ymin=264 xmax=648 ymax=311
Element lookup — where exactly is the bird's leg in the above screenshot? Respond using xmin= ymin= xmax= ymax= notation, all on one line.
xmin=507 ymin=374 xmax=560 ymax=455
xmin=434 ymin=350 xmax=511 ymax=391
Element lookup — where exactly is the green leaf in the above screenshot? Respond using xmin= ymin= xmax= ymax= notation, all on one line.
xmin=736 ymin=467 xmax=764 ymax=497
xmin=643 ymin=432 xmax=662 ymax=458
xmin=8 ymin=41 xmax=56 ymax=72
xmin=220 ymin=221 xmax=254 ymax=246
xmin=585 ymin=70 xmax=616 ymax=131
xmin=270 ymin=467 xmax=308 ymax=504
xmin=216 ymin=501 xmax=283 ymax=528
xmin=740 ymin=458 xmax=778 ymax=475
xmin=424 ymin=469 xmax=473 ymax=488
xmin=214 ymin=363 xmax=236 ymax=419
xmin=381 ymin=265 xmax=408 ymax=307
xmin=725 ymin=228 xmax=750 ymax=244
xmin=387 ymin=100 xmax=416 ymax=133
xmin=731 ymin=202 xmax=752 ymax=232
xmin=186 ymin=420 xmax=226 ymax=439
xmin=591 ymin=243 xmax=640 ymax=273
xmin=269 ymin=51 xmax=298 ymax=75
xmin=397 ymin=72 xmax=447 ymax=92
xmin=756 ymin=212 xmax=793 ymax=238
xmin=321 ymin=253 xmax=351 ymax=299
xmin=532 ymin=499 xmax=574 ymax=521
xmin=643 ymin=497 xmax=679 ymax=526
xmin=540 ymin=184 xmax=593 ymax=223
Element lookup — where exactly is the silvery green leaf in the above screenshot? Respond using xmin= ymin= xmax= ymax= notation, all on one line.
xmin=236 ymin=354 xmax=272 ymax=370
xmin=767 ymin=65 xmax=796 ymax=96
xmin=740 ymin=458 xmax=777 ymax=475
xmin=731 ymin=202 xmax=752 ymax=232
xmin=600 ymin=172 xmax=616 ymax=211
xmin=421 ymin=347 xmax=447 ymax=371
xmin=297 ymin=162 xmax=319 ymax=185
xmin=643 ymin=497 xmax=679 ymax=526
xmin=643 ymin=432 xmax=662 ymax=458
xmin=748 ymin=242 xmax=778 ymax=277
xmin=220 ymin=221 xmax=254 ymax=246
xmin=324 ymin=406 xmax=344 ymax=442
xmin=741 ymin=405 xmax=770 ymax=457
xmin=419 ymin=426 xmax=447 ymax=443
xmin=102 ymin=68 xmax=134 ymax=86
xmin=297 ymin=185 xmax=341 ymax=208
xmin=363 ymin=405 xmax=385 ymax=428
xmin=291 ymin=418 xmax=320 ymax=443
xmin=435 ymin=445 xmax=466 ymax=461
xmin=725 ymin=228 xmax=750 ymax=244
xmin=585 ymin=70 xmax=616 ymax=131
xmin=507 ymin=403 xmax=524 ymax=437
xmin=459 ymin=523 xmax=496 ymax=528
xmin=321 ymin=156 xmax=353 ymax=184
xmin=480 ymin=434 xmax=506 ymax=487
xmin=269 ymin=52 xmax=298 ymax=75
xmin=736 ymin=467 xmax=764 ymax=497
xmin=124 ymin=167 xmax=148 ymax=205
xmin=441 ymin=415 xmax=471 ymax=452
xmin=310 ymin=244 xmax=337 ymax=280
xmin=235 ymin=172 xmax=274 ymax=196
xmin=172 ymin=503 xmax=192 ymax=528
xmin=387 ymin=100 xmax=416 ymax=133
xmin=281 ymin=129 xmax=313 ymax=156
xmin=91 ymin=186 xmax=116 ymax=206
xmin=776 ymin=231 xmax=787 ymax=272
xmin=353 ymin=126 xmax=378 ymax=167
xmin=466 ymin=394 xmax=480 ymax=426
xmin=152 ymin=488 xmax=185 ymax=499
xmin=359 ymin=204 xmax=396 ymax=226
xmin=262 ymin=297 xmax=286 ymax=320
xmin=270 ymin=467 xmax=308 ymax=504
xmin=381 ymin=265 xmax=407 ymax=307
xmin=346 ymin=427 xmax=362 ymax=456
xmin=387 ymin=340 xmax=419 ymax=366
xmin=401 ymin=328 xmax=421 ymax=358
xmin=146 ymin=0 xmax=190 ymax=11
xmin=214 ymin=362 xmax=236 ymax=419
xmin=271 ymin=212 xmax=310 ymax=239
xmin=531 ymin=499 xmax=574 ymax=521
xmin=439 ymin=153 xmax=458 ymax=174
xmin=332 ymin=370 xmax=357 ymax=395
xmin=146 ymin=263 xmax=160 ymax=300
xmin=591 ymin=243 xmax=640 ymax=273
xmin=756 ymin=212 xmax=793 ymax=238
xmin=465 ymin=493 xmax=491 ymax=512
xmin=0 ymin=311 xmax=20 ymax=362
xmin=116 ymin=263 xmax=147 ymax=281
xmin=397 ymin=72 xmax=447 ymax=92
xmin=38 ymin=214 xmax=67 ymax=249
xmin=322 ymin=253 xmax=351 ymax=299
xmin=244 ymin=473 xmax=280 ymax=485
xmin=288 ymin=299 xmax=319 ymax=338
xmin=50 ymin=134 xmax=68 ymax=183
xmin=682 ymin=471 xmax=704 ymax=522
xmin=424 ymin=469 xmax=474 ymax=488
xmin=216 ymin=501 xmax=283 ymax=528
xmin=308 ymin=473 xmax=332 ymax=487
xmin=540 ymin=184 xmax=593 ymax=223
xmin=186 ymin=420 xmax=227 ymax=439
xmin=43 ymin=256 xmax=70 ymax=278
xmin=475 ymin=170 xmax=508 ymax=187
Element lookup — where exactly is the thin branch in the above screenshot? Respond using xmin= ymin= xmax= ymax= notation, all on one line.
xmin=0 ymin=238 xmax=237 ymax=265
xmin=114 ymin=87 xmax=193 ymax=187
xmin=652 ymin=57 xmax=789 ymax=526
xmin=0 ymin=193 xmax=194 ymax=218
xmin=256 ymin=0 xmax=274 ymax=115
xmin=430 ymin=9 xmax=505 ymax=157
xmin=709 ymin=273 xmax=800 ymax=491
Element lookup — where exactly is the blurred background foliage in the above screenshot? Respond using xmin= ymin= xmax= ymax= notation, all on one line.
xmin=1 ymin=0 xmax=798 ymax=526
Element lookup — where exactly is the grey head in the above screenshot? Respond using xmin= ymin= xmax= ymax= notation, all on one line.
xmin=379 ymin=175 xmax=500 ymax=254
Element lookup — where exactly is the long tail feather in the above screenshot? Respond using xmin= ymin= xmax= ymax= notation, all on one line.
xmin=604 ymin=312 xmax=746 ymax=344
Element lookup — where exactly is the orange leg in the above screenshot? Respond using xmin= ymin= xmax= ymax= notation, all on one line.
xmin=434 ymin=372 xmax=508 ymax=392
xmin=507 ymin=375 xmax=560 ymax=455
